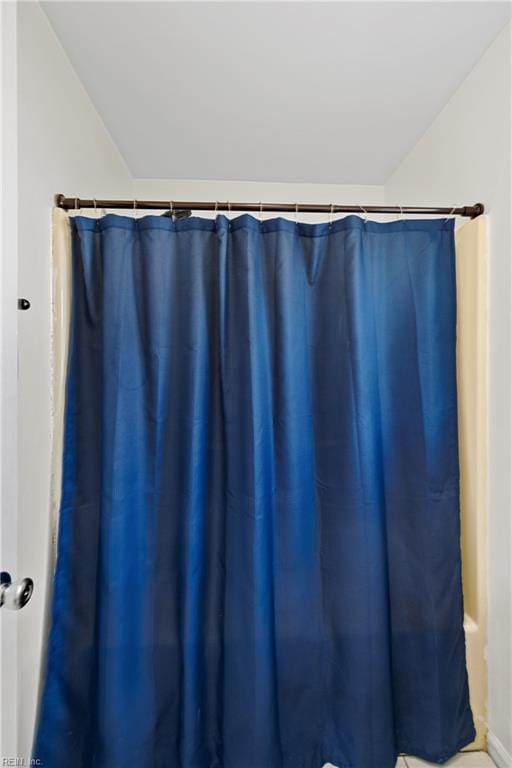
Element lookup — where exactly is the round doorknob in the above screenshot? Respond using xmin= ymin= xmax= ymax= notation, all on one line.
xmin=0 ymin=572 xmax=34 ymax=610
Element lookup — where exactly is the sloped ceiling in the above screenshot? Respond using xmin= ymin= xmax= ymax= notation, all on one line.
xmin=42 ymin=1 xmax=511 ymax=184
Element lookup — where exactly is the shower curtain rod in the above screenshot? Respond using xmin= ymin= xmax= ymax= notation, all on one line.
xmin=55 ymin=195 xmax=484 ymax=219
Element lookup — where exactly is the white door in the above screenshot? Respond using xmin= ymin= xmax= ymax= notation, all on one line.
xmin=1 ymin=2 xmax=19 ymax=760
xmin=1 ymin=5 xmax=36 ymax=760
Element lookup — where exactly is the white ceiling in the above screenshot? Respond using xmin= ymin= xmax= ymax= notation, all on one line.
xmin=41 ymin=1 xmax=511 ymax=185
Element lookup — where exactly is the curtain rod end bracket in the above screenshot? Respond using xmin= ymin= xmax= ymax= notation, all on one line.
xmin=470 ymin=203 xmax=485 ymax=218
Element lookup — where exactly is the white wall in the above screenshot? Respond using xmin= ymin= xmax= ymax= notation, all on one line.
xmin=133 ymin=178 xmax=385 ymax=220
xmin=16 ymin=3 xmax=132 ymax=760
xmin=386 ymin=22 xmax=512 ymax=765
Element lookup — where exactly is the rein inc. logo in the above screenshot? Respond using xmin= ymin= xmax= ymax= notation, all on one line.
xmin=2 ymin=760 xmax=42 ymax=766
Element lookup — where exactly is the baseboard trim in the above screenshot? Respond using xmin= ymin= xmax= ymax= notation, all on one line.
xmin=488 ymin=731 xmax=512 ymax=768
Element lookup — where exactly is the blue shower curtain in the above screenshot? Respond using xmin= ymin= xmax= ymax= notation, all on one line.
xmin=34 ymin=213 xmax=474 ymax=768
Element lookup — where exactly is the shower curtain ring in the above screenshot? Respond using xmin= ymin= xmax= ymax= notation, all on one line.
xmin=295 ymin=203 xmax=299 ymax=223
xmin=259 ymin=201 xmax=263 ymax=222
xmin=446 ymin=205 xmax=458 ymax=222
xmin=329 ymin=203 xmax=334 ymax=228
xmin=359 ymin=205 xmax=368 ymax=224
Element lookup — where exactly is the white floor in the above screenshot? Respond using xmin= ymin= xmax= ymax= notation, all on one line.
xmin=397 ymin=753 xmax=495 ymax=767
